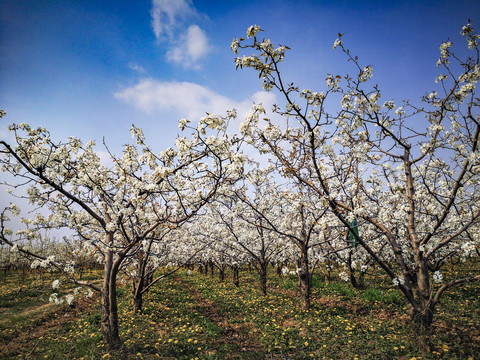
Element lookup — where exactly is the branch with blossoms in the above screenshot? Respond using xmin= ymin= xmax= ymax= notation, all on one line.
xmin=0 ymin=207 xmax=101 ymax=292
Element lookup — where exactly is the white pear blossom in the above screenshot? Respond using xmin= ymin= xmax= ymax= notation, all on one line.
xmin=339 ymin=271 xmax=349 ymax=282
xmin=65 ymin=294 xmax=75 ymax=306
xmin=392 ymin=276 xmax=405 ymax=286
xmin=246 ymin=25 xmax=261 ymax=38
xmin=433 ymin=271 xmax=443 ymax=284
xmin=52 ymin=279 xmax=61 ymax=290
xmin=178 ymin=118 xmax=190 ymax=131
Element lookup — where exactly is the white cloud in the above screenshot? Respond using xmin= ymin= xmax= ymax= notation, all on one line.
xmin=166 ymin=25 xmax=211 ymax=68
xmin=114 ymin=79 xmax=276 ymax=124
xmin=115 ymin=79 xmax=237 ymax=120
xmin=129 ymin=63 xmax=146 ymax=74
xmin=151 ymin=0 xmax=197 ymax=40
xmin=150 ymin=0 xmax=210 ymax=68
xmin=251 ymin=91 xmax=276 ymax=112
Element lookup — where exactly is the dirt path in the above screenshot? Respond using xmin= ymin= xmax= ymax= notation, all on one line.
xmin=174 ymin=275 xmax=264 ymax=358
xmin=0 ymin=295 xmax=98 ymax=358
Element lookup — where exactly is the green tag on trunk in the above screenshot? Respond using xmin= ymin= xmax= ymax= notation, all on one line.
xmin=349 ymin=218 xmax=359 ymax=248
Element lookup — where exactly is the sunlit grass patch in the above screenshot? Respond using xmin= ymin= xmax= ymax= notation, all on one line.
xmin=0 ymin=263 xmax=479 ymax=359
xmin=175 ymin=265 xmax=479 ymax=359
xmin=0 ymin=271 xmax=67 ymax=342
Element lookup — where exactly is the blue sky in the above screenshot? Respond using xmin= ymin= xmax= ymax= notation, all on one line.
xmin=1 ymin=0 xmax=479 ymax=153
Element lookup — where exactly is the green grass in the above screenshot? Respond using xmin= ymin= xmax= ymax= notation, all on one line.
xmin=0 ymin=271 xmax=60 ymax=341
xmin=0 ymin=264 xmax=479 ymax=359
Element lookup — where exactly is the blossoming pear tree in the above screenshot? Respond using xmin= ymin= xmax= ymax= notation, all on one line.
xmin=206 ymin=176 xmax=289 ymax=295
xmin=232 ymin=24 xmax=480 ymax=325
xmin=230 ymin=165 xmax=333 ymax=309
xmin=123 ymin=221 xmax=213 ymax=313
xmin=0 ymin=110 xmax=244 ymax=350
xmin=182 ymin=208 xmax=243 ymax=282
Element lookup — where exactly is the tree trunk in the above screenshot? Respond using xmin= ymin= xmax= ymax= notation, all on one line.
xmin=133 ymin=294 xmax=143 ymax=313
xmin=232 ymin=266 xmax=239 ymax=287
xmin=348 ymin=251 xmax=363 ymax=290
xmin=411 ymin=256 xmax=435 ymax=326
xmin=132 ymin=279 xmax=144 ymax=313
xmin=259 ymin=263 xmax=268 ymax=296
xmin=322 ymin=260 xmax=332 ymax=284
xmin=101 ymin=246 xmax=123 ymax=351
xmin=298 ymin=245 xmax=311 ymax=310
xmin=21 ymin=266 xmax=26 ymax=287
xmin=209 ymin=261 xmax=214 ymax=277
xmin=132 ymin=256 xmax=147 ymax=313
xmin=410 ymin=303 xmax=435 ymax=326
xmin=219 ymin=266 xmax=225 ymax=282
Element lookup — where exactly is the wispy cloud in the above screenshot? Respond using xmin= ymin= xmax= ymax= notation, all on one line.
xmin=115 ymin=79 xmax=238 ymax=120
xmin=150 ymin=0 xmax=210 ymax=68
xmin=114 ymin=79 xmax=276 ymax=123
xmin=166 ymin=25 xmax=211 ymax=68
xmin=151 ymin=0 xmax=197 ymax=40
xmin=129 ymin=63 xmax=147 ymax=74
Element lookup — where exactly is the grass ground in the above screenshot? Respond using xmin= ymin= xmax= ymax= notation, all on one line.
xmin=0 ymin=263 xmax=478 ymax=359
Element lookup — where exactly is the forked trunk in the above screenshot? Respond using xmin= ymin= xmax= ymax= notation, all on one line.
xmin=404 ymin=157 xmax=436 ymax=327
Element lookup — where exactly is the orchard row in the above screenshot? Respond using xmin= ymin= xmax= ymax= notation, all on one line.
xmin=1 ymin=23 xmax=479 ymax=352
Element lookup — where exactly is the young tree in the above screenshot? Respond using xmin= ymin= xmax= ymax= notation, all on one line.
xmin=211 ymin=183 xmax=287 ymax=295
xmin=125 ymin=224 xmax=210 ymax=313
xmin=233 ymin=167 xmax=331 ymax=309
xmin=232 ymin=24 xmax=480 ymax=325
